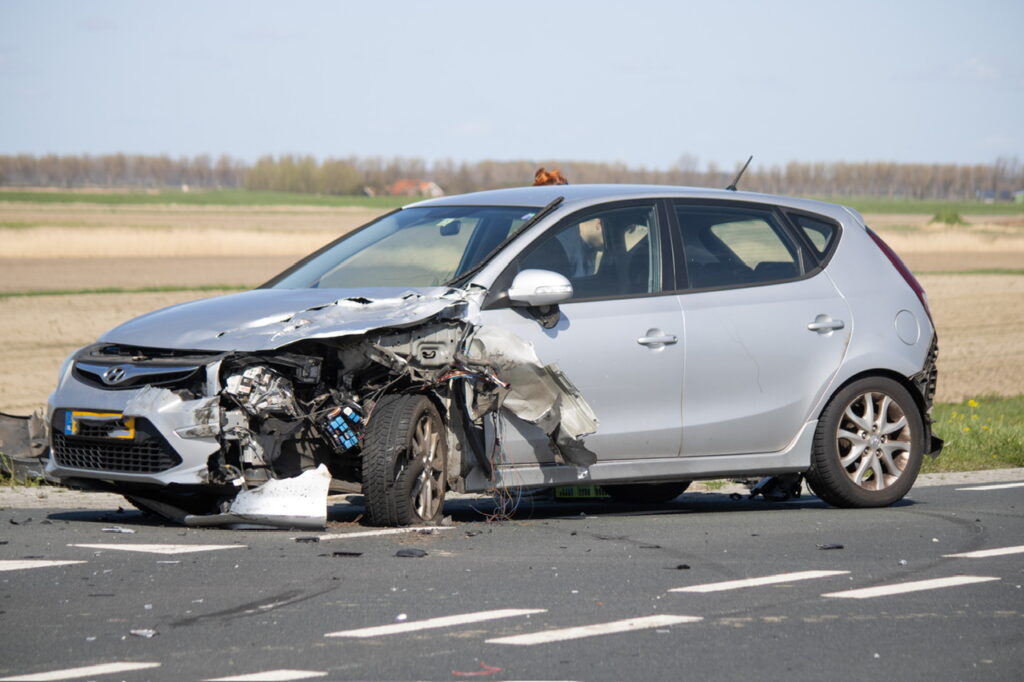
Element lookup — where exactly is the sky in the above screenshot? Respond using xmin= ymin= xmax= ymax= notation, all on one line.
xmin=1 ymin=0 xmax=1021 ymax=171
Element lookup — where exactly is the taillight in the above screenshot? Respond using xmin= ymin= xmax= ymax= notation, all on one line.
xmin=866 ymin=228 xmax=932 ymax=320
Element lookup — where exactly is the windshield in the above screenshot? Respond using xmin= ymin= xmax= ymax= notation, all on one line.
xmin=268 ymin=205 xmax=539 ymax=289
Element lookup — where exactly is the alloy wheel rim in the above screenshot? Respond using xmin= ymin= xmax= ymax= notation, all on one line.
xmin=836 ymin=391 xmax=911 ymax=491
xmin=410 ymin=414 xmax=444 ymax=519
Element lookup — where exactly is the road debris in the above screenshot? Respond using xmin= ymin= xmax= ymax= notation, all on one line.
xmin=817 ymin=543 xmax=845 ymax=550
xmin=451 ymin=661 xmax=503 ymax=677
xmin=395 ymin=548 xmax=428 ymax=558
xmin=129 ymin=629 xmax=157 ymax=638
xmin=101 ymin=526 xmax=136 ymax=534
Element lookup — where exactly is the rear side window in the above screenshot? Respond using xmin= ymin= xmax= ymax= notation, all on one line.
xmin=789 ymin=213 xmax=839 ymax=259
xmin=673 ymin=204 xmax=805 ymax=290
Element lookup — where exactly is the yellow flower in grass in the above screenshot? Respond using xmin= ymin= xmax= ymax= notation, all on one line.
xmin=967 ymin=399 xmax=979 ymax=408
xmin=962 ymin=427 xmax=971 ymax=432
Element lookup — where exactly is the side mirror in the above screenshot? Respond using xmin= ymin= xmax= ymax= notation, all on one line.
xmin=506 ymin=269 xmax=573 ymax=307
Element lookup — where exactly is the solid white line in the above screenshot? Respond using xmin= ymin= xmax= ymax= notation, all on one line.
xmin=306 ymin=526 xmax=455 ymax=541
xmin=0 ymin=560 xmax=87 ymax=572
xmin=325 ymin=608 xmax=546 ymax=638
xmin=822 ymin=575 xmax=999 ymax=599
xmin=669 ymin=570 xmax=850 ymax=593
xmin=486 ymin=615 xmax=702 ymax=646
xmin=955 ymin=481 xmax=1024 ymax=491
xmin=203 ymin=670 xmax=328 ymax=682
xmin=0 ymin=662 xmax=161 ymax=681
xmin=944 ymin=545 xmax=1024 ymax=559
xmin=69 ymin=543 xmax=242 ymax=555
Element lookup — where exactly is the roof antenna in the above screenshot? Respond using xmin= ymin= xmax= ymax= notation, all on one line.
xmin=726 ymin=155 xmax=753 ymax=191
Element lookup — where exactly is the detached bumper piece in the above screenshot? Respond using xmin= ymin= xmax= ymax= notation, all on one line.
xmin=184 ymin=465 xmax=331 ymax=530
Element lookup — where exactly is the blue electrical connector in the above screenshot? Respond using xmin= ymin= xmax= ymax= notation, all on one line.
xmin=321 ymin=405 xmax=363 ymax=452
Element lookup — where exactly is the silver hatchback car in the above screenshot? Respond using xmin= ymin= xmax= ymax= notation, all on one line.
xmin=46 ymin=185 xmax=942 ymax=526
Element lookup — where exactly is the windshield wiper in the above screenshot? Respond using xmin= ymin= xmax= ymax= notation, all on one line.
xmin=445 ymin=196 xmax=564 ymax=287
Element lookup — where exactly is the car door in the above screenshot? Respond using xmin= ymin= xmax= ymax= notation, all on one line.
xmin=670 ymin=201 xmax=851 ymax=456
xmin=479 ymin=200 xmax=685 ymax=463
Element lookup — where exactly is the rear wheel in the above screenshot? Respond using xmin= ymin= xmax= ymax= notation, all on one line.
xmin=362 ymin=394 xmax=447 ymax=526
xmin=806 ymin=377 xmax=924 ymax=508
xmin=604 ymin=481 xmax=690 ymax=504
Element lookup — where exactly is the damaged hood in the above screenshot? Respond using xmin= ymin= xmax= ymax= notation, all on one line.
xmin=100 ymin=287 xmax=471 ymax=352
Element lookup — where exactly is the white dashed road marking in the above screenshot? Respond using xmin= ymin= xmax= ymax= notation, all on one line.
xmin=0 ymin=662 xmax=161 ymax=681
xmin=325 ymin=608 xmax=546 ymax=638
xmin=669 ymin=570 xmax=850 ymax=593
xmin=0 ymin=560 xmax=86 ymax=572
xmin=203 ymin=670 xmax=328 ymax=681
xmin=822 ymin=575 xmax=1000 ymax=599
xmin=944 ymin=545 xmax=1024 ymax=559
xmin=486 ymin=614 xmax=702 ymax=646
xmin=303 ymin=527 xmax=455 ymax=541
xmin=68 ymin=543 xmax=243 ymax=555
xmin=955 ymin=482 xmax=1024 ymax=491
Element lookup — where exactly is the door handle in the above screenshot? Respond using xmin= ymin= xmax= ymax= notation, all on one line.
xmin=637 ymin=328 xmax=678 ymax=347
xmin=807 ymin=314 xmax=845 ymax=333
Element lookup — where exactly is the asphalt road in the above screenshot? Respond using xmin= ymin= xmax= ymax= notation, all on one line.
xmin=1 ymin=478 xmax=1022 ymax=682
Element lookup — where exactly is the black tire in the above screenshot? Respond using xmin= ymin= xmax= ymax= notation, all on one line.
xmin=806 ymin=376 xmax=924 ymax=508
xmin=362 ymin=393 xmax=447 ymax=526
xmin=604 ymin=481 xmax=690 ymax=505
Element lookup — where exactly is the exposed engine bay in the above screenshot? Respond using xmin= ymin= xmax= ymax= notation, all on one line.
xmin=47 ymin=288 xmax=599 ymax=529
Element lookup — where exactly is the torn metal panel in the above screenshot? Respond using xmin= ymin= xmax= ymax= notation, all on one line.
xmin=184 ymin=464 xmax=331 ymax=529
xmin=460 ymin=325 xmax=599 ymax=466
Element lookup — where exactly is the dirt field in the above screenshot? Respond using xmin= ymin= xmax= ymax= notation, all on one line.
xmin=1 ymin=202 xmax=1021 ymax=414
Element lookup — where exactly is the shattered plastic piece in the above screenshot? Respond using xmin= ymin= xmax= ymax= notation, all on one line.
xmin=102 ymin=526 xmax=137 ymax=534
xmin=0 ymin=411 xmax=50 ymax=482
xmin=184 ymin=465 xmax=331 ymax=530
xmin=129 ymin=629 xmax=157 ymax=638
xmin=396 ymin=548 xmax=428 ymax=558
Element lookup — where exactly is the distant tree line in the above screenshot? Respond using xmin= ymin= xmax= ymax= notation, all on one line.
xmin=1 ymin=153 xmax=1021 ymax=200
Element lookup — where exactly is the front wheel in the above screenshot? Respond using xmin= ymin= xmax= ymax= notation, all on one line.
xmin=806 ymin=377 xmax=924 ymax=508
xmin=362 ymin=394 xmax=447 ymax=526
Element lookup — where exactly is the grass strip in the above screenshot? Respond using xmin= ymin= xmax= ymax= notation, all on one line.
xmin=922 ymin=395 xmax=1024 ymax=473
xmin=813 ymin=196 xmax=1024 ymax=216
xmin=920 ymin=269 xmax=1024 ymax=276
xmin=0 ymin=285 xmax=248 ymax=298
xmin=0 ymin=189 xmax=412 ymax=209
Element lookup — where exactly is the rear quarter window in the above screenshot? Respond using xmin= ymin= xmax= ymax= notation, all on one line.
xmin=788 ymin=213 xmax=840 ymax=259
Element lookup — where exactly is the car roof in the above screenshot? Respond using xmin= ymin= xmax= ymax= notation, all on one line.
xmin=408 ymin=184 xmax=855 ymax=222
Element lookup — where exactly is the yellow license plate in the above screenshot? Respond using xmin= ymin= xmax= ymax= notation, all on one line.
xmin=64 ymin=411 xmax=136 ymax=439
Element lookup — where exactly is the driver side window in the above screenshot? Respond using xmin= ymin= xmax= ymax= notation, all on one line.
xmin=516 ymin=203 xmax=661 ymax=301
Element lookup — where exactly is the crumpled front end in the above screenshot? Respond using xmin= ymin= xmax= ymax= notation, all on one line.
xmin=46 ymin=286 xmax=599 ymax=527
